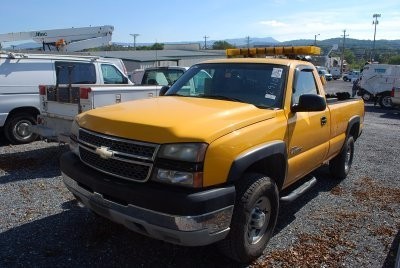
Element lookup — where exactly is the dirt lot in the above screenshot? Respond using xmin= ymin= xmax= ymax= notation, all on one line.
xmin=0 ymin=80 xmax=399 ymax=267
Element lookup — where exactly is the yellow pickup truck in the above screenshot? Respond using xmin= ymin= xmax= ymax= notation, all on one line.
xmin=60 ymin=46 xmax=364 ymax=262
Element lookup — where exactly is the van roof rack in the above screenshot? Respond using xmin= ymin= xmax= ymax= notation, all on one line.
xmin=1 ymin=51 xmax=102 ymax=61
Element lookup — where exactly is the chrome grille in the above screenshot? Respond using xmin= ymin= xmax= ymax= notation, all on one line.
xmin=79 ymin=129 xmax=156 ymax=160
xmin=79 ymin=147 xmax=151 ymax=181
xmin=78 ymin=128 xmax=159 ymax=182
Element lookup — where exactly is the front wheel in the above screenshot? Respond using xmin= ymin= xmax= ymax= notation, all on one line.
xmin=329 ymin=136 xmax=354 ymax=180
xmin=4 ymin=113 xmax=38 ymax=144
xmin=218 ymin=173 xmax=279 ymax=263
xmin=362 ymin=92 xmax=372 ymax=102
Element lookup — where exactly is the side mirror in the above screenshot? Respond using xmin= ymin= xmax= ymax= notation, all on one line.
xmin=291 ymin=94 xmax=326 ymax=113
xmin=159 ymin=86 xmax=170 ymax=96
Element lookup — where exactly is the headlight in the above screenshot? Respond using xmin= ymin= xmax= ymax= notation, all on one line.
xmin=154 ymin=143 xmax=207 ymax=187
xmin=69 ymin=119 xmax=79 ymax=155
xmin=158 ymin=143 xmax=207 ymax=162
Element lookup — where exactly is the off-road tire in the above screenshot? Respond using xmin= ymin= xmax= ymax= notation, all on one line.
xmin=218 ymin=173 xmax=279 ymax=263
xmin=329 ymin=136 xmax=354 ymax=180
xmin=4 ymin=113 xmax=38 ymax=144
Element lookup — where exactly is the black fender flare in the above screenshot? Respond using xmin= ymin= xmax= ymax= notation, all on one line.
xmin=227 ymin=140 xmax=287 ymax=189
xmin=346 ymin=116 xmax=361 ymax=141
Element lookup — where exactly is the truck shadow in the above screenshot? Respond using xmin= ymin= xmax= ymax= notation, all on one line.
xmin=0 ymin=144 xmax=68 ymax=184
xmin=0 ymin=167 xmax=340 ymax=267
xmin=0 ymin=131 xmax=8 ymax=146
xmin=364 ymin=104 xmax=400 ymax=119
xmin=274 ymin=166 xmax=341 ymax=234
xmin=383 ymin=228 xmax=400 ymax=268
xmin=0 ymin=200 xmax=242 ymax=268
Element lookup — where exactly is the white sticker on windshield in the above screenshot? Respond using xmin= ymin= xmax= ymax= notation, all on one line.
xmin=271 ymin=68 xmax=283 ymax=78
xmin=265 ymin=93 xmax=276 ymax=100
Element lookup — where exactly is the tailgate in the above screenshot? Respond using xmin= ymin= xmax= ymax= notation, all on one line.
xmin=41 ymin=85 xmax=80 ymax=118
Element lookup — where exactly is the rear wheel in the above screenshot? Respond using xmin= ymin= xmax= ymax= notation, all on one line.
xmin=218 ymin=173 xmax=279 ymax=263
xmin=4 ymin=113 xmax=38 ymax=144
xmin=379 ymin=94 xmax=393 ymax=109
xmin=329 ymin=136 xmax=354 ymax=180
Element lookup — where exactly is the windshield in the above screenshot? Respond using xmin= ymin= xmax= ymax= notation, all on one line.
xmin=166 ymin=63 xmax=287 ymax=109
xmin=142 ymin=68 xmax=185 ymax=86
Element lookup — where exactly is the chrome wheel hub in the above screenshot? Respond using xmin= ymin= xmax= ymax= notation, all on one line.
xmin=247 ymin=197 xmax=271 ymax=245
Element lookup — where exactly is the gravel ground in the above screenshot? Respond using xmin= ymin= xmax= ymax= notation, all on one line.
xmin=0 ymin=80 xmax=399 ymax=267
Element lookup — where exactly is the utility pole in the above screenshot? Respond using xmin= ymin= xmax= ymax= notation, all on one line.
xmin=340 ymin=30 xmax=349 ymax=75
xmin=203 ymin=35 xmax=209 ymax=50
xmin=314 ymin=34 xmax=320 ymax=46
xmin=130 ymin=34 xmax=140 ymax=50
xmin=246 ymin=36 xmax=251 ymax=48
xmin=372 ymin=13 xmax=381 ymax=61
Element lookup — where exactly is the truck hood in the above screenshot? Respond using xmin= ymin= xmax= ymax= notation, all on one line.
xmin=77 ymin=96 xmax=276 ymax=143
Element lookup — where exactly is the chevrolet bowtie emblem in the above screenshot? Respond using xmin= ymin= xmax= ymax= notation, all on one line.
xmin=95 ymin=146 xmax=113 ymax=159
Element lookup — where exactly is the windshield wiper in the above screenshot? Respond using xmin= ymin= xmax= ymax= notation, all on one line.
xmin=165 ymin=93 xmax=182 ymax=96
xmin=201 ymin=94 xmax=246 ymax=103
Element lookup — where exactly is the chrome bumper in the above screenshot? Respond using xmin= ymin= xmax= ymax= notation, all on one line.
xmin=62 ymin=173 xmax=233 ymax=246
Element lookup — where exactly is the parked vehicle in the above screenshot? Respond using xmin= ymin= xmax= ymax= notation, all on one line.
xmin=391 ymin=86 xmax=400 ymax=108
xmin=0 ymin=52 xmax=129 ymax=144
xmin=358 ymin=63 xmax=400 ymax=108
xmin=317 ymin=69 xmax=333 ymax=81
xmin=32 ymin=84 xmax=160 ymax=143
xmin=131 ymin=66 xmax=188 ymax=85
xmin=343 ymin=70 xmax=360 ymax=82
xmin=60 ymin=46 xmax=364 ymax=263
xmin=330 ymin=67 xmax=342 ymax=80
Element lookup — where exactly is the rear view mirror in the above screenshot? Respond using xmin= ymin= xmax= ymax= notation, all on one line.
xmin=291 ymin=94 xmax=326 ymax=113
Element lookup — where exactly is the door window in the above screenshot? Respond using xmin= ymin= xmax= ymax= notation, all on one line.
xmin=292 ymin=69 xmax=318 ymax=104
xmin=101 ymin=64 xmax=126 ymax=84
xmin=55 ymin=61 xmax=96 ymax=84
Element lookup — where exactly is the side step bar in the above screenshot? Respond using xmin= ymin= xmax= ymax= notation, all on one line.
xmin=280 ymin=176 xmax=317 ymax=202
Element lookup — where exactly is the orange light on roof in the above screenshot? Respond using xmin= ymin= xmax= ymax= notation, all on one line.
xmin=226 ymin=46 xmax=321 ymax=58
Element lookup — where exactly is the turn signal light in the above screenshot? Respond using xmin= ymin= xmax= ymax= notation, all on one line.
xmin=39 ymin=85 xmax=46 ymax=95
xmin=80 ymin=87 xmax=92 ymax=99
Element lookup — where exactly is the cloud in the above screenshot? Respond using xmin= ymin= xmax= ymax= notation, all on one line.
xmin=259 ymin=20 xmax=287 ymax=27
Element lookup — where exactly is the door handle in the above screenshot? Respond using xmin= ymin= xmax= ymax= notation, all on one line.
xmin=321 ymin=116 xmax=327 ymax=126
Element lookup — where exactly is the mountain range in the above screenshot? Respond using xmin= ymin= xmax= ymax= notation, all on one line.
xmin=3 ymin=37 xmax=400 ymax=52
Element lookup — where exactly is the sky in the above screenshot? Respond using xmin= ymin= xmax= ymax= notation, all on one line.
xmin=0 ymin=0 xmax=399 ymax=46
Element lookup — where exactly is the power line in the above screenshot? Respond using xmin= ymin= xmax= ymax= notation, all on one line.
xmin=203 ymin=35 xmax=209 ymax=50
xmin=130 ymin=34 xmax=140 ymax=50
xmin=340 ymin=30 xmax=349 ymax=74
xmin=372 ymin=14 xmax=381 ymax=61
xmin=246 ymin=36 xmax=251 ymax=48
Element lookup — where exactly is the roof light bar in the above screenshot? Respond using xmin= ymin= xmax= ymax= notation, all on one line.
xmin=226 ymin=46 xmax=321 ymax=58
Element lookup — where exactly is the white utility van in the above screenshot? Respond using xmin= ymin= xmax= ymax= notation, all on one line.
xmin=0 ymin=52 xmax=130 ymax=144
xmin=359 ymin=63 xmax=400 ymax=108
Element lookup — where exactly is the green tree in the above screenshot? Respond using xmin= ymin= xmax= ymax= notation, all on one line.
xmin=388 ymin=55 xmax=400 ymax=64
xmin=344 ymin=49 xmax=355 ymax=65
xmin=212 ymin=41 xmax=235 ymax=50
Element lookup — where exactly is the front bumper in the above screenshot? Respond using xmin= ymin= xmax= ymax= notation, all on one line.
xmin=60 ymin=152 xmax=235 ymax=246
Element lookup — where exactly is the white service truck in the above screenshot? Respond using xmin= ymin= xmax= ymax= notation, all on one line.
xmin=358 ymin=63 xmax=400 ymax=108
xmin=0 ymin=52 xmax=128 ymax=144
xmin=32 ymin=84 xmax=161 ymax=143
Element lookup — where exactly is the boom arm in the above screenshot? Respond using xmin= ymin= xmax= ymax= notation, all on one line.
xmin=0 ymin=25 xmax=113 ymax=52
